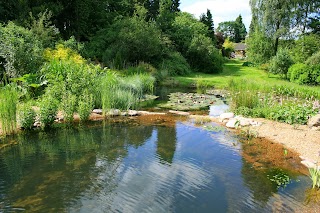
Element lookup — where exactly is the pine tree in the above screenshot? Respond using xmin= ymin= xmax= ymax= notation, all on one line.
xmin=200 ymin=9 xmax=215 ymax=43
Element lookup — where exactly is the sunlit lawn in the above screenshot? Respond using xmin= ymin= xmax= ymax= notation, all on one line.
xmin=172 ymin=60 xmax=320 ymax=95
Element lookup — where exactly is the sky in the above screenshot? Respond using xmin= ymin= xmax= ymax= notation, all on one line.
xmin=180 ymin=0 xmax=251 ymax=31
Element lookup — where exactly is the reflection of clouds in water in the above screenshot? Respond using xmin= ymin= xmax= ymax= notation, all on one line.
xmin=110 ymin=159 xmax=212 ymax=212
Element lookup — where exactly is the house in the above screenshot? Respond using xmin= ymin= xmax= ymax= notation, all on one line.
xmin=234 ymin=43 xmax=246 ymax=58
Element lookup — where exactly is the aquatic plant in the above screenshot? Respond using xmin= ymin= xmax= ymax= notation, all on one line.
xmin=309 ymin=167 xmax=320 ymax=189
xmin=0 ymin=85 xmax=19 ymax=135
xmin=100 ymin=71 xmax=155 ymax=113
xmin=267 ymin=169 xmax=291 ymax=189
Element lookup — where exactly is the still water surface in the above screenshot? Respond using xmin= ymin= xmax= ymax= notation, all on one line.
xmin=0 ymin=117 xmax=312 ymax=212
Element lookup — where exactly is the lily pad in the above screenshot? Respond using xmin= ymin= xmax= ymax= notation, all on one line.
xmin=158 ymin=92 xmax=219 ymax=111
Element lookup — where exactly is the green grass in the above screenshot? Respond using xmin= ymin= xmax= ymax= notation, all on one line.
xmin=0 ymin=85 xmax=19 ymax=135
xmin=172 ymin=60 xmax=320 ymax=99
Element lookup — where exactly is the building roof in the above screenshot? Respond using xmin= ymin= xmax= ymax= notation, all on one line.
xmin=234 ymin=43 xmax=246 ymax=51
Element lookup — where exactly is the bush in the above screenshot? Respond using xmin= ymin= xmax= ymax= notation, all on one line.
xmin=269 ymin=49 xmax=294 ymax=78
xmin=306 ymin=51 xmax=320 ymax=66
xmin=86 ymin=14 xmax=166 ymax=67
xmin=0 ymin=22 xmax=45 ymax=78
xmin=187 ymin=34 xmax=223 ymax=73
xmin=242 ymin=61 xmax=254 ymax=67
xmin=160 ymin=52 xmax=192 ymax=76
xmin=18 ymin=102 xmax=36 ymax=130
xmin=39 ymin=95 xmax=58 ymax=128
xmin=288 ymin=63 xmax=320 ymax=85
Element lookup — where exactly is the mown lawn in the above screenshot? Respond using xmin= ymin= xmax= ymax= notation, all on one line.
xmin=172 ymin=60 xmax=320 ymax=96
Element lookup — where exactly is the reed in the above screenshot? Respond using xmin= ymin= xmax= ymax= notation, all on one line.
xmin=0 ymin=85 xmax=19 ymax=135
xmin=100 ymin=72 xmax=155 ymax=113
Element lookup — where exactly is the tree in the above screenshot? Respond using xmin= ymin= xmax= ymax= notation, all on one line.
xmin=250 ymin=0 xmax=293 ymax=55
xmin=217 ymin=15 xmax=247 ymax=43
xmin=217 ymin=21 xmax=237 ymax=41
xmin=157 ymin=0 xmax=176 ymax=32
xmin=200 ymin=9 xmax=215 ymax=43
xmin=234 ymin=15 xmax=247 ymax=42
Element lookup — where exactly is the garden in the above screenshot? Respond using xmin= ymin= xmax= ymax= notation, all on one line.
xmin=1 ymin=0 xmax=320 ymax=212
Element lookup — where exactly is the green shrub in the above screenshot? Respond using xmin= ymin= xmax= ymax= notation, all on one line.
xmin=77 ymin=91 xmax=94 ymax=121
xmin=39 ymin=95 xmax=58 ymax=128
xmin=269 ymin=49 xmax=294 ymax=78
xmin=242 ymin=61 xmax=254 ymax=67
xmin=160 ymin=52 xmax=192 ymax=76
xmin=18 ymin=102 xmax=36 ymax=130
xmin=306 ymin=51 xmax=320 ymax=66
xmin=0 ymin=22 xmax=45 ymax=78
xmin=288 ymin=63 xmax=320 ymax=85
xmin=187 ymin=34 xmax=223 ymax=73
xmin=0 ymin=85 xmax=19 ymax=134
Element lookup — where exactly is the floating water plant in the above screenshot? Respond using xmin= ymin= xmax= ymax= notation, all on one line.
xmin=158 ymin=92 xmax=219 ymax=111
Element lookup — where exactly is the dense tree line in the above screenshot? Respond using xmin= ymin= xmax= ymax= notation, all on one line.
xmin=0 ymin=0 xmax=225 ymax=79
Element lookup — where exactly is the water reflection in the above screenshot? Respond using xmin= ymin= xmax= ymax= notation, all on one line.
xmin=0 ymin=118 xmax=312 ymax=212
xmin=156 ymin=126 xmax=177 ymax=164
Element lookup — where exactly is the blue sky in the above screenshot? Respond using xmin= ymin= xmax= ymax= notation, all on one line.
xmin=180 ymin=0 xmax=251 ymax=31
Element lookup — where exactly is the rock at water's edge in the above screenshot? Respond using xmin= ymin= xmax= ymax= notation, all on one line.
xmin=308 ymin=114 xmax=320 ymax=128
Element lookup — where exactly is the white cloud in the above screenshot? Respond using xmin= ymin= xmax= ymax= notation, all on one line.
xmin=181 ymin=0 xmax=251 ymax=30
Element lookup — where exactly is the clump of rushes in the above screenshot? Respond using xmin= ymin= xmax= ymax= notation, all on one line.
xmin=0 ymin=85 xmax=19 ymax=135
xmin=100 ymin=72 xmax=155 ymax=114
xmin=17 ymin=102 xmax=36 ymax=130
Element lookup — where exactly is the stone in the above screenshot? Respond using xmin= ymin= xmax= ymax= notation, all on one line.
xmin=92 ymin=109 xmax=103 ymax=114
xmin=169 ymin=110 xmax=190 ymax=116
xmin=239 ymin=119 xmax=251 ymax=127
xmin=128 ymin=110 xmax=138 ymax=116
xmin=226 ymin=119 xmax=238 ymax=129
xmin=108 ymin=109 xmax=121 ymax=116
xmin=308 ymin=114 xmax=320 ymax=128
xmin=219 ymin=113 xmax=234 ymax=122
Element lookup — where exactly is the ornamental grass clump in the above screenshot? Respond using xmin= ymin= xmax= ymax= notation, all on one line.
xmin=0 ymin=85 xmax=19 ymax=135
xmin=100 ymin=71 xmax=155 ymax=113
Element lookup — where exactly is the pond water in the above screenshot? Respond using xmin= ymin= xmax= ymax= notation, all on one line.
xmin=0 ymin=116 xmax=313 ymax=212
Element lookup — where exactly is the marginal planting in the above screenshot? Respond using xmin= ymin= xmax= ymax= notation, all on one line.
xmin=17 ymin=102 xmax=36 ymax=130
xmin=0 ymin=85 xmax=19 ymax=135
xmin=229 ymin=79 xmax=319 ymax=125
xmin=100 ymin=72 xmax=155 ymax=113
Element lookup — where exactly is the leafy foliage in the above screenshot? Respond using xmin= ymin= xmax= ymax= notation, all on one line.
xmin=269 ymin=49 xmax=294 ymax=78
xmin=0 ymin=22 xmax=44 ymax=78
xmin=187 ymin=34 xmax=223 ymax=73
xmin=17 ymin=102 xmax=36 ymax=130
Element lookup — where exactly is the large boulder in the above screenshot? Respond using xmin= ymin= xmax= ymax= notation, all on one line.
xmin=308 ymin=114 xmax=320 ymax=128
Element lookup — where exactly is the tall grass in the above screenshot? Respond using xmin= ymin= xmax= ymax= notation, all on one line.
xmin=99 ymin=71 xmax=155 ymax=113
xmin=0 ymin=85 xmax=19 ymax=135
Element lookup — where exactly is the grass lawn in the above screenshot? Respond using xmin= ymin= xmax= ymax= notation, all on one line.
xmin=172 ymin=60 xmax=320 ymax=97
